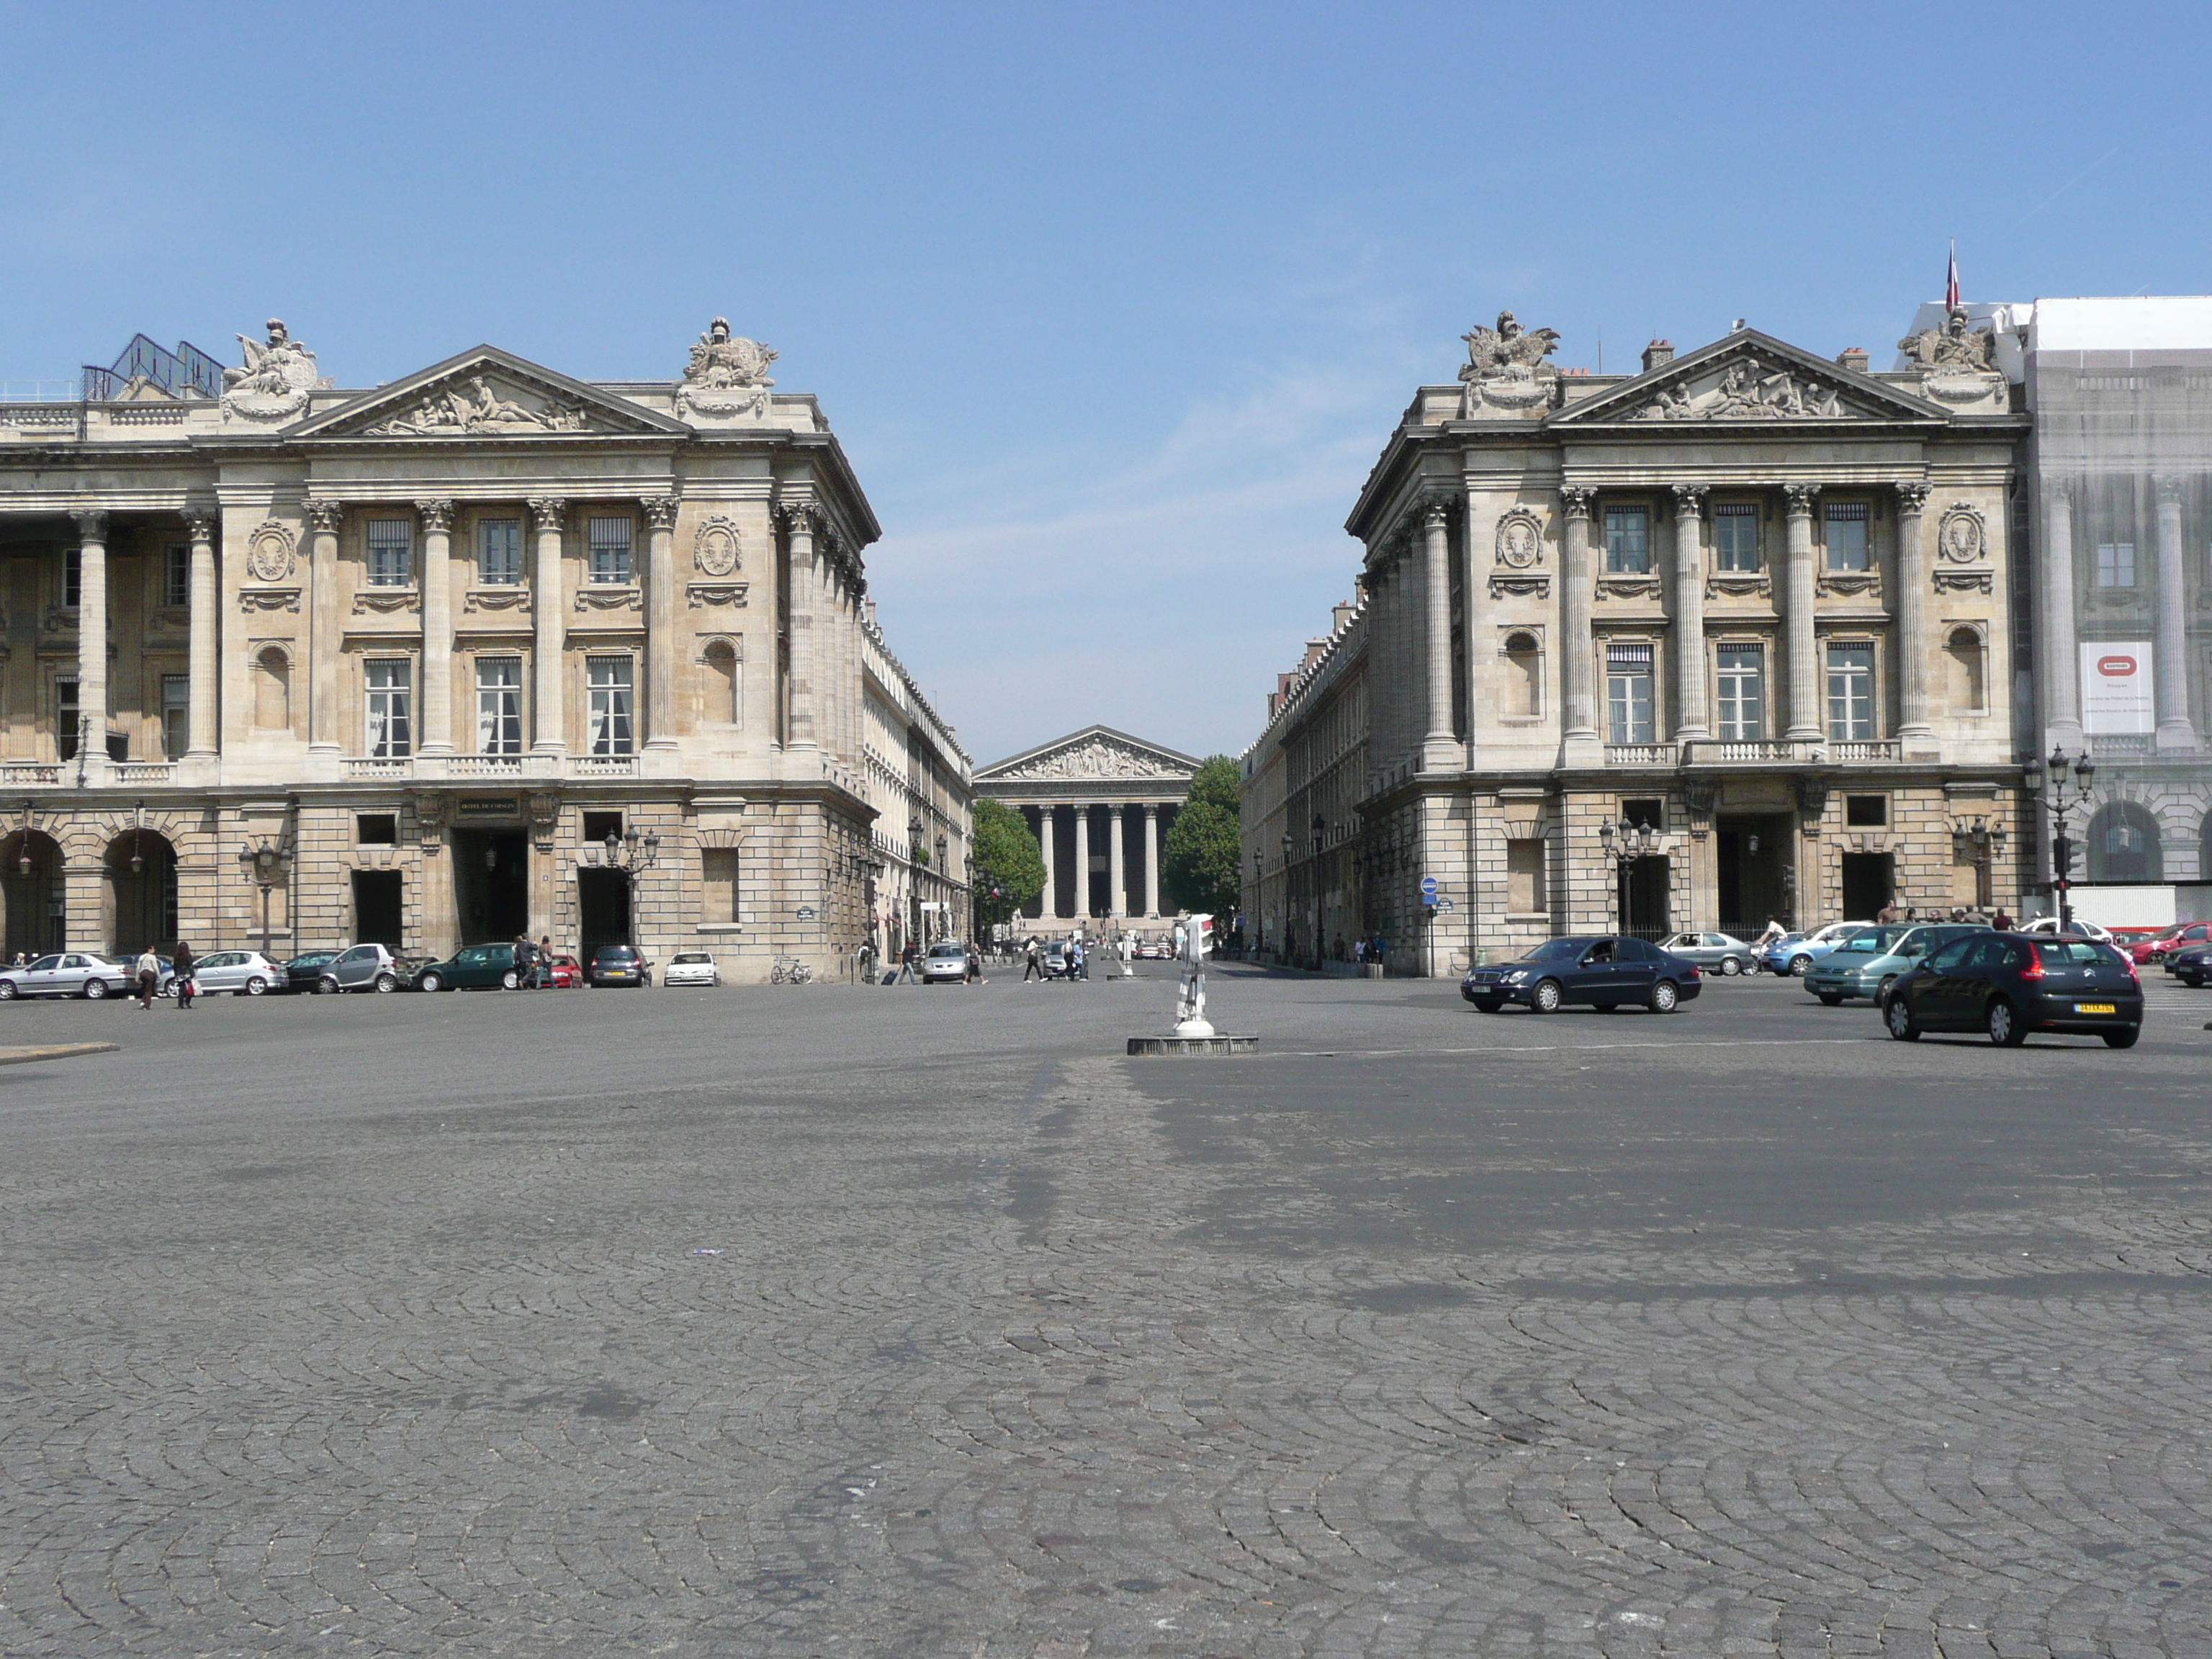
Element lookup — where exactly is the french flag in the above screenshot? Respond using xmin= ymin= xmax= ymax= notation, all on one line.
xmin=1946 ymin=241 xmax=1961 ymax=311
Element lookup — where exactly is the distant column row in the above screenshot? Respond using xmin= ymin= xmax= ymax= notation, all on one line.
xmin=1020 ymin=802 xmax=1177 ymax=922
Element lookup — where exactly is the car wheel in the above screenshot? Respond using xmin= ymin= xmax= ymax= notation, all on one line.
xmin=1817 ymin=992 xmax=1843 ymax=1006
xmin=374 ymin=972 xmax=397 ymax=994
xmin=1886 ymin=997 xmax=1920 ymax=1041
xmin=245 ymin=976 xmax=268 ymax=996
xmin=1876 ymin=976 xmax=1897 ymax=1007
xmin=500 ymin=970 xmax=520 ymax=990
xmin=1650 ymin=979 xmax=1679 ymax=1014
xmin=1719 ymin=957 xmax=1742 ymax=976
xmin=1789 ymin=955 xmax=1812 ymax=976
xmin=1472 ymin=999 xmax=1503 ymax=1013
xmin=85 ymin=978 xmax=108 ymax=1000
xmin=2182 ymin=974 xmax=2204 ymax=989
xmin=2102 ymin=1028 xmax=2139 ymax=1049
xmin=417 ymin=971 xmax=443 ymax=994
xmin=315 ymin=977 xmax=338 ymax=994
xmin=1529 ymin=979 xmax=1563 ymax=1015
xmin=1986 ymin=997 xmax=2026 ymax=1047
xmin=0 ymin=981 xmax=14 ymax=1000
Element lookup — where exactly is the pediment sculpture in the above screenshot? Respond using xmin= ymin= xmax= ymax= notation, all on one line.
xmin=676 ymin=318 xmax=778 ymax=421
xmin=363 ymin=374 xmax=599 ymax=437
xmin=221 ymin=319 xmax=327 ymax=423
xmin=999 ymin=737 xmax=1190 ymax=782
xmin=1897 ymin=307 xmax=2006 ymax=407
xmin=1629 ymin=355 xmax=1852 ymax=421
xmin=1459 ymin=311 xmax=1561 ymax=415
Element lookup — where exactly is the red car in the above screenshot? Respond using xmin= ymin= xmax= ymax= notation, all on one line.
xmin=2131 ymin=921 xmax=2212 ymax=965
xmin=546 ymin=952 xmax=584 ymax=988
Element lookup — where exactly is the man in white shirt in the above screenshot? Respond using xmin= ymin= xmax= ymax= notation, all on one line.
xmin=134 ymin=948 xmax=161 ymax=1010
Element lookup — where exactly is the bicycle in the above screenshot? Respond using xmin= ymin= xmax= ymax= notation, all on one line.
xmin=770 ymin=958 xmax=815 ymax=985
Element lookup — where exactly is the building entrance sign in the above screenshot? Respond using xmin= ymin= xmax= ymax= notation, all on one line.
xmin=456 ymin=798 xmax=521 ymax=818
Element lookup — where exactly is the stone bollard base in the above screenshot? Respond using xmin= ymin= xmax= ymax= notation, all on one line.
xmin=1126 ymin=1034 xmax=1259 ymax=1056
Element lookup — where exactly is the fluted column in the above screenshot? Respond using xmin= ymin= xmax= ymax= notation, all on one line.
xmin=1895 ymin=482 xmax=1935 ymax=747
xmin=1108 ymin=804 xmax=1125 ymax=917
xmin=417 ymin=500 xmax=456 ymax=755
xmin=1073 ymin=804 xmax=1092 ymax=920
xmin=783 ymin=503 xmax=817 ymax=748
xmin=529 ymin=498 xmax=566 ymax=752
xmin=1143 ymin=804 xmax=1160 ymax=916
xmin=1560 ymin=487 xmax=1597 ymax=750
xmin=70 ymin=509 xmax=107 ymax=771
xmin=1038 ymin=806 xmax=1057 ymax=918
xmin=643 ymin=496 xmax=680 ymax=750
xmin=307 ymin=502 xmax=343 ymax=752
xmin=1421 ymin=500 xmax=1456 ymax=766
xmin=184 ymin=508 xmax=220 ymax=757
xmin=1671 ymin=485 xmax=1709 ymax=742
xmin=2042 ymin=478 xmax=2082 ymax=755
xmin=1784 ymin=485 xmax=1822 ymax=742
xmin=2154 ymin=478 xmax=2197 ymax=750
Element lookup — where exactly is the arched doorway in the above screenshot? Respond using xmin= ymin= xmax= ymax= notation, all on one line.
xmin=0 ymin=830 xmax=66 ymax=961
xmin=2086 ymin=801 xmax=2162 ymax=884
xmin=107 ymin=830 xmax=179 ymax=956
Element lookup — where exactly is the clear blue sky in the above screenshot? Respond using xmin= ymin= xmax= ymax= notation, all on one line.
xmin=6 ymin=1 xmax=2206 ymax=765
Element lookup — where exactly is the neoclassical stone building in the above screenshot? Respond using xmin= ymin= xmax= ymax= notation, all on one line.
xmin=1244 ymin=315 xmax=2033 ymax=971
xmin=0 ymin=319 xmax=968 ymax=975
xmin=974 ymin=726 xmax=1196 ymax=928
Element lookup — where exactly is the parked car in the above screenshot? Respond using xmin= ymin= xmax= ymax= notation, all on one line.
xmin=414 ymin=942 xmax=523 ymax=992
xmin=1043 ymin=945 xmax=1071 ymax=979
xmin=545 ymin=952 xmax=583 ymax=988
xmin=315 ymin=943 xmax=403 ymax=994
xmin=1803 ymin=922 xmax=1989 ymax=1007
xmin=1885 ymin=932 xmax=2141 ymax=1048
xmin=186 ymin=950 xmax=286 ymax=997
xmin=2020 ymin=914 xmax=2113 ymax=942
xmin=0 ymin=951 xmax=154 ymax=1000
xmin=1761 ymin=921 xmax=1873 ymax=976
xmin=1462 ymin=935 xmax=1701 ymax=1015
xmin=2169 ymin=941 xmax=2212 ymax=988
xmin=283 ymin=950 xmax=341 ymax=993
xmin=588 ymin=944 xmax=652 ymax=987
xmin=1656 ymin=930 xmax=1760 ymax=976
xmin=391 ymin=952 xmax=439 ymax=990
xmin=2137 ymin=921 xmax=2212 ymax=966
xmin=662 ymin=951 xmax=719 ymax=988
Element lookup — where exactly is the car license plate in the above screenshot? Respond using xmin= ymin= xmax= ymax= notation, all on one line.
xmin=2074 ymin=1002 xmax=2116 ymax=1015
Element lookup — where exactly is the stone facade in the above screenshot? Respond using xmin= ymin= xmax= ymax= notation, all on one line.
xmin=0 ymin=320 xmax=968 ymax=979
xmin=1244 ymin=318 xmax=2033 ymax=973
xmin=974 ymin=727 xmax=1196 ymax=930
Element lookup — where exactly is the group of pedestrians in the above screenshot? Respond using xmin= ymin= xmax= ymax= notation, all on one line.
xmin=509 ymin=935 xmax=561 ymax=988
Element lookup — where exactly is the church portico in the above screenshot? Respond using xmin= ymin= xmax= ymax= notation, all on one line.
xmin=976 ymin=726 xmax=1198 ymax=926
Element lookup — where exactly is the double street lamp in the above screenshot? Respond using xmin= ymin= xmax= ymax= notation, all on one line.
xmin=603 ymin=824 xmax=662 ymax=873
xmin=1598 ymin=816 xmax=1662 ymax=934
xmin=2025 ymin=745 xmax=2095 ymax=933
xmin=235 ymin=835 xmax=292 ymax=958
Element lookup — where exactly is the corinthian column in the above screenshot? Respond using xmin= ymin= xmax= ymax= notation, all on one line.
xmin=1108 ymin=805 xmax=1125 ymax=917
xmin=70 ymin=509 xmax=107 ymax=770
xmin=1038 ymin=806 xmax=1057 ymax=918
xmin=307 ymin=502 xmax=344 ymax=752
xmin=1421 ymin=499 xmax=1457 ymax=767
xmin=1672 ymin=484 xmax=1709 ymax=742
xmin=1073 ymin=805 xmax=1092 ymax=920
xmin=417 ymin=500 xmax=455 ymax=755
xmin=1895 ymin=482 xmax=1935 ymax=749
xmin=529 ymin=498 xmax=567 ymax=752
xmin=783 ymin=503 xmax=817 ymax=748
xmin=1560 ymin=487 xmax=1598 ymax=753
xmin=184 ymin=508 xmax=220 ymax=758
xmin=1143 ymin=804 xmax=1160 ymax=916
xmin=2042 ymin=478 xmax=2082 ymax=755
xmin=642 ymin=496 xmax=680 ymax=750
xmin=1783 ymin=485 xmax=1822 ymax=742
xmin=2154 ymin=478 xmax=2198 ymax=750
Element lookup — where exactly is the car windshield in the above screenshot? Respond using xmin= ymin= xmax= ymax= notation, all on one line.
xmin=671 ymin=953 xmax=710 ymax=964
xmin=1835 ymin=927 xmax=1906 ymax=954
xmin=1521 ymin=940 xmax=1586 ymax=962
xmin=928 ymin=943 xmax=964 ymax=957
xmin=597 ymin=947 xmax=637 ymax=960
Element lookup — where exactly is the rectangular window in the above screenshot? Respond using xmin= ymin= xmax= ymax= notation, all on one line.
xmin=586 ymin=657 xmax=634 ymax=755
xmin=56 ymin=677 xmax=78 ymax=760
xmin=1604 ymin=506 xmax=1650 ymax=574
xmin=164 ymin=545 xmax=190 ymax=608
xmin=475 ymin=657 xmax=523 ymax=755
xmin=63 ymin=548 xmax=81 ymax=608
xmin=581 ymin=810 xmax=624 ymax=844
xmin=478 ymin=518 xmax=522 ymax=585
xmin=1606 ymin=642 xmax=1655 ymax=744
xmin=1714 ymin=505 xmax=1760 ymax=572
xmin=2095 ymin=541 xmax=2136 ymax=588
xmin=702 ymin=848 xmax=739 ymax=924
xmin=1826 ymin=642 xmax=1874 ymax=740
xmin=161 ymin=674 xmax=189 ymax=760
xmin=364 ymin=659 xmax=413 ymax=757
xmin=1715 ymin=643 xmax=1763 ymax=739
xmin=367 ymin=518 xmax=412 ymax=587
xmin=1845 ymin=794 xmax=1888 ymax=828
xmin=1506 ymin=838 xmax=1547 ymax=914
xmin=356 ymin=814 xmax=398 ymax=846
xmin=588 ymin=516 xmax=634 ymax=584
xmin=1825 ymin=501 xmax=1869 ymax=572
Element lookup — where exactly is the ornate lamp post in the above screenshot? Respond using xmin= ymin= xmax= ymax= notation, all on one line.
xmin=235 ymin=835 xmax=292 ymax=958
xmin=2025 ymin=747 xmax=2095 ymax=932
xmin=602 ymin=824 xmax=662 ymax=873
xmin=1598 ymin=815 xmax=1662 ymax=935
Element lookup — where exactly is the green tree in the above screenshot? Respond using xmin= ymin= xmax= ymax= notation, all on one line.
xmin=968 ymin=798 xmax=1046 ymax=934
xmin=1162 ymin=755 xmax=1244 ymax=917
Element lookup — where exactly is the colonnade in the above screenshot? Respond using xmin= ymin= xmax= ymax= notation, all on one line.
xmin=1020 ymin=801 xmax=1177 ymax=922
xmin=2041 ymin=477 xmax=2200 ymax=755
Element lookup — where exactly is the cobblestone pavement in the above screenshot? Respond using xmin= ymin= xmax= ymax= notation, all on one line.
xmin=1 ymin=966 xmax=2208 ymax=1657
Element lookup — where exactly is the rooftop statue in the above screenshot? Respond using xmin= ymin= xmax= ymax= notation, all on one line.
xmin=1898 ymin=305 xmax=1998 ymax=375
xmin=678 ymin=318 xmax=778 ymax=420
xmin=221 ymin=318 xmax=323 ymax=422
xmin=1458 ymin=310 xmax=1562 ymax=414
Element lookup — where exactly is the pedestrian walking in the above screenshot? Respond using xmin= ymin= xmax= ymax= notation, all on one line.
xmin=1022 ymin=938 xmax=1043 ymax=981
xmin=896 ymin=940 xmax=919 ymax=984
xmin=172 ymin=940 xmax=197 ymax=1010
xmin=134 ymin=945 xmax=161 ymax=1010
xmin=1118 ymin=932 xmax=1135 ymax=978
xmin=1876 ymin=899 xmax=1899 ymax=924
xmin=539 ymin=935 xmax=554 ymax=988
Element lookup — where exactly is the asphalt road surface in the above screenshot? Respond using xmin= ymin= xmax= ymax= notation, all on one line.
xmin=2 ymin=963 xmax=2208 ymax=1657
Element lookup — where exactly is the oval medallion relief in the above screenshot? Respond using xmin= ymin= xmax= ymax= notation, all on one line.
xmin=246 ymin=521 xmax=297 ymax=583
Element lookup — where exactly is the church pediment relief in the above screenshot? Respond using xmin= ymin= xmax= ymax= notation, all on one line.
xmin=297 ymin=347 xmax=685 ymax=440
xmin=983 ymin=729 xmax=1199 ymax=783
xmin=1552 ymin=331 xmax=1945 ymax=428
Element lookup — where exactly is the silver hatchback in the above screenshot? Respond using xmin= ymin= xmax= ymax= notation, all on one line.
xmin=187 ymin=950 xmax=286 ymax=997
xmin=1656 ymin=931 xmax=1759 ymax=976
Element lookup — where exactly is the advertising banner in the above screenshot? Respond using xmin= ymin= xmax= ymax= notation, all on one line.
xmin=2080 ymin=641 xmax=2154 ymax=734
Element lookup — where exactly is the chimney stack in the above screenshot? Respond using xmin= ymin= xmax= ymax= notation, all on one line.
xmin=1835 ymin=346 xmax=1869 ymax=373
xmin=1331 ymin=600 xmax=1354 ymax=636
xmin=1641 ymin=339 xmax=1674 ymax=372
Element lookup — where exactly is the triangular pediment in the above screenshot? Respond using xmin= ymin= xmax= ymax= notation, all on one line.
xmin=1550 ymin=330 xmax=1948 ymax=428
xmin=976 ymin=724 xmax=1201 ymax=784
xmin=295 ymin=346 xmax=690 ymax=439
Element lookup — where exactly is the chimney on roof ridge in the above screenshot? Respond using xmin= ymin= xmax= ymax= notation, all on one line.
xmin=1641 ymin=339 xmax=1674 ymax=372
xmin=1331 ymin=599 xmax=1354 ymax=636
xmin=1835 ymin=346 xmax=1869 ymax=373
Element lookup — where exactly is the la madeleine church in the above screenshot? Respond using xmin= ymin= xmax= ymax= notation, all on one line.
xmin=0 ymin=319 xmax=970 ymax=975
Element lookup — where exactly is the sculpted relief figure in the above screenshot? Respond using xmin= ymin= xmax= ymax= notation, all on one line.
xmin=365 ymin=375 xmax=591 ymax=437
xmin=1898 ymin=305 xmax=1997 ymax=374
xmin=1635 ymin=355 xmax=1846 ymax=421
xmin=678 ymin=318 xmax=778 ymax=420
xmin=1459 ymin=310 xmax=1562 ymax=413
xmin=221 ymin=318 xmax=323 ymax=423
xmin=1004 ymin=738 xmax=1184 ymax=781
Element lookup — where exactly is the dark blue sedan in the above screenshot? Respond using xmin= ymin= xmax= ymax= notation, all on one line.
xmin=1462 ymin=935 xmax=1703 ymax=1015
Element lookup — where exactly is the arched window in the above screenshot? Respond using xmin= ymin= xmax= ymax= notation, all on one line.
xmin=1503 ymin=631 xmax=1542 ymax=718
xmin=2087 ymin=801 xmax=2162 ymax=884
xmin=704 ymin=638 xmax=742 ymax=727
xmin=1945 ymin=626 xmax=1985 ymax=713
xmin=253 ymin=647 xmax=291 ymax=730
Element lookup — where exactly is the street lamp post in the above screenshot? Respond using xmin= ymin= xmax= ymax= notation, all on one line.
xmin=235 ymin=836 xmax=292 ymax=959
xmin=1598 ymin=816 xmax=1662 ymax=935
xmin=2026 ymin=746 xmax=2095 ymax=932
xmin=1279 ymin=830 xmax=1294 ymax=963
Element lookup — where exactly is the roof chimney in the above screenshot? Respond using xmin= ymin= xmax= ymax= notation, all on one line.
xmin=1331 ymin=600 xmax=1354 ymax=636
xmin=1835 ymin=346 xmax=1869 ymax=373
xmin=1641 ymin=338 xmax=1674 ymax=372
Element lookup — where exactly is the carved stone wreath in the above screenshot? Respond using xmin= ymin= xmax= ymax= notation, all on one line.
xmin=1938 ymin=503 xmax=1985 ymax=564
xmin=246 ymin=521 xmax=297 ymax=583
xmin=693 ymin=515 xmax=743 ymax=577
xmin=1493 ymin=507 xmax=1545 ymax=569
